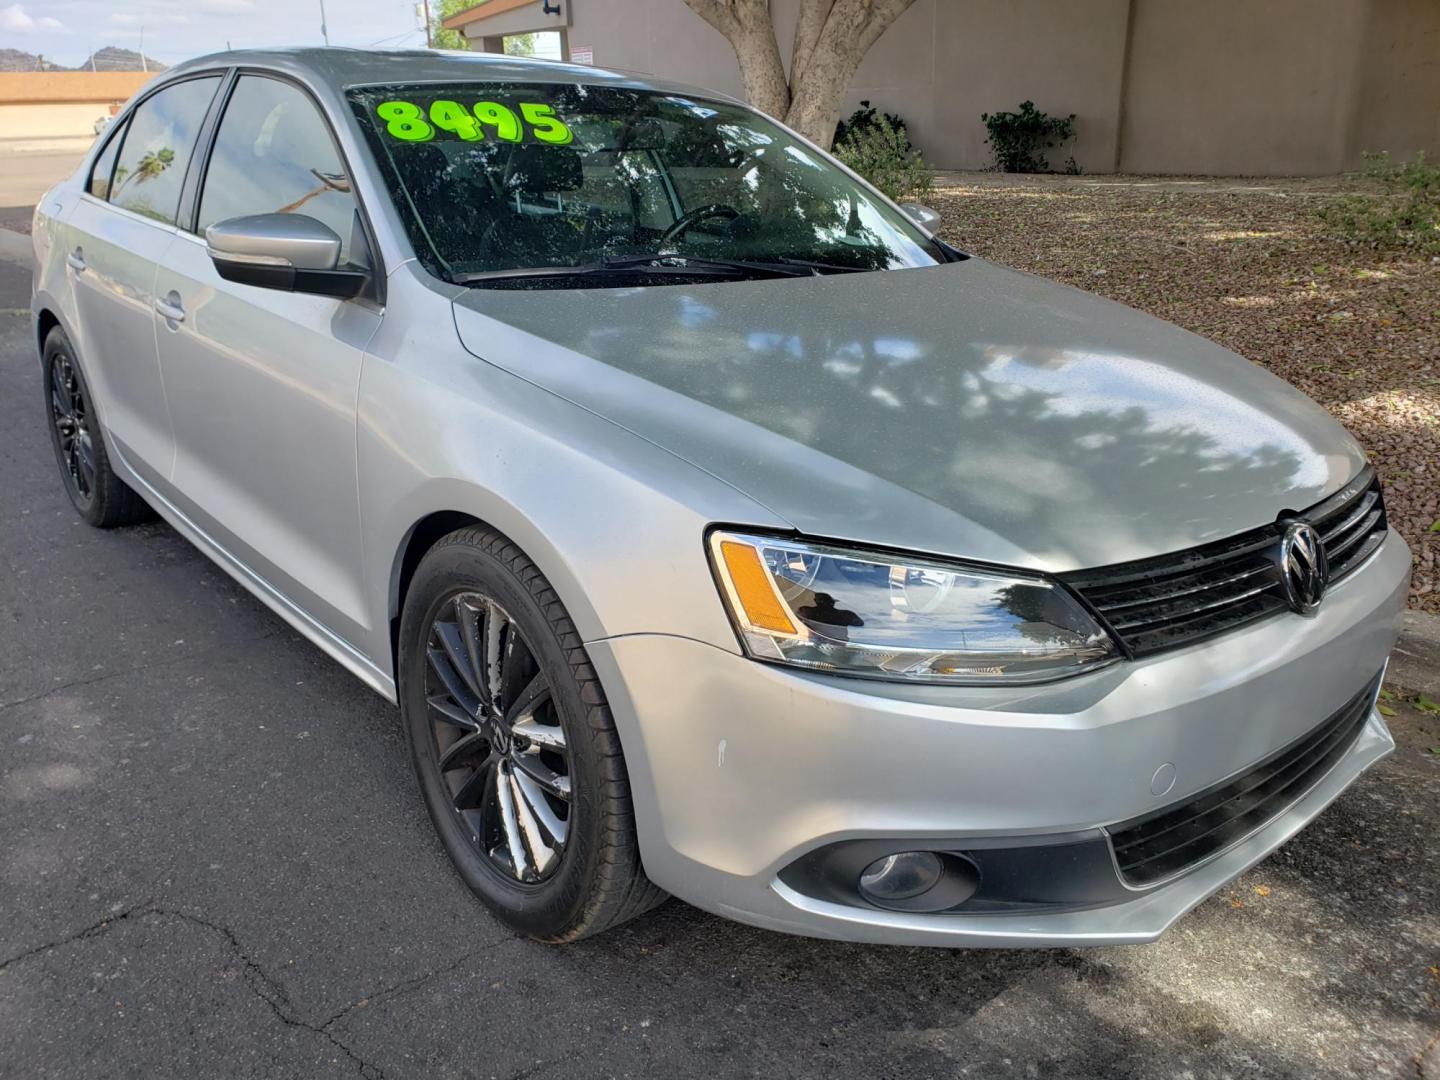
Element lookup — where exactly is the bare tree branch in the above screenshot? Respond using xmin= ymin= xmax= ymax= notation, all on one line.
xmin=790 ymin=0 xmax=834 ymax=95
xmin=682 ymin=0 xmax=791 ymax=118
xmin=681 ymin=0 xmax=743 ymax=37
xmin=685 ymin=0 xmax=917 ymax=147
xmin=785 ymin=0 xmax=918 ymax=146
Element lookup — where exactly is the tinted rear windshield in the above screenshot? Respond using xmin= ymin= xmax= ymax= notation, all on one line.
xmin=348 ymin=82 xmax=943 ymax=285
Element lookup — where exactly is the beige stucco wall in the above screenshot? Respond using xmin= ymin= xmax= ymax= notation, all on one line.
xmin=460 ymin=0 xmax=1440 ymax=175
xmin=0 ymin=102 xmax=111 ymax=139
xmin=0 ymin=72 xmax=154 ymax=140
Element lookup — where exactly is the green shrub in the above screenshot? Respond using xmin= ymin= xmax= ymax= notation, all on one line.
xmin=834 ymin=114 xmax=935 ymax=201
xmin=1318 ymin=151 xmax=1440 ymax=254
xmin=833 ymin=100 xmax=907 ymax=150
xmin=981 ymin=100 xmax=1076 ymax=173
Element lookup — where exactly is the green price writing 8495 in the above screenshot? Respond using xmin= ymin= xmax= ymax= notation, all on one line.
xmin=376 ymin=100 xmax=574 ymax=145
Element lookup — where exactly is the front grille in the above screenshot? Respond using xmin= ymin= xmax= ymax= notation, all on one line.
xmin=1062 ymin=468 xmax=1386 ymax=658
xmin=1106 ymin=673 xmax=1380 ymax=887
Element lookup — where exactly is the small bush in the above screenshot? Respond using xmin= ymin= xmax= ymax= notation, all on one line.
xmin=833 ymin=99 xmax=906 ymax=149
xmin=1318 ymin=151 xmax=1440 ymax=254
xmin=981 ymin=100 xmax=1076 ymax=173
xmin=834 ymin=114 xmax=935 ymax=201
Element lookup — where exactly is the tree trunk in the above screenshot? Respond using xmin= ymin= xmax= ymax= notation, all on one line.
xmin=682 ymin=0 xmax=791 ymax=119
xmin=683 ymin=0 xmax=918 ymax=149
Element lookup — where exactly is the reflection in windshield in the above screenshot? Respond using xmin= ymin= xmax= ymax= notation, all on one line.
xmin=350 ymin=82 xmax=944 ymax=284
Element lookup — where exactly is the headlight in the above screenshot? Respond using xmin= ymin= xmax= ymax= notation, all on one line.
xmin=708 ymin=531 xmax=1118 ymax=684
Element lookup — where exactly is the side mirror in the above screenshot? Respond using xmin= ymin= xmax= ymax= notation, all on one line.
xmin=899 ymin=202 xmax=942 ymax=233
xmin=205 ymin=213 xmax=368 ymax=299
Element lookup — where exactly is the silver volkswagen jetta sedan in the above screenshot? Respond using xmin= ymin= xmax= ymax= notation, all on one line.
xmin=30 ymin=48 xmax=1410 ymax=946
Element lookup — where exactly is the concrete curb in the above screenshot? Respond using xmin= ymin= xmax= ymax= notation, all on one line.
xmin=0 ymin=228 xmax=32 ymax=267
xmin=0 ymin=136 xmax=96 ymax=155
xmin=1391 ymin=610 xmax=1440 ymax=699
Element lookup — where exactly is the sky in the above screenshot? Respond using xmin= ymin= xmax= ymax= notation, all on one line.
xmin=1 ymin=0 xmax=441 ymax=68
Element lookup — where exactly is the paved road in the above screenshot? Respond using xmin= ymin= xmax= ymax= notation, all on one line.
xmin=0 ymin=254 xmax=1437 ymax=1079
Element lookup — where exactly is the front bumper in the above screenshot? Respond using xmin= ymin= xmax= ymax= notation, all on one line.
xmin=587 ymin=531 xmax=1410 ymax=947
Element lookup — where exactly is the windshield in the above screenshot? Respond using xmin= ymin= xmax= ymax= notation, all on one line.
xmin=348 ymin=82 xmax=945 ymax=286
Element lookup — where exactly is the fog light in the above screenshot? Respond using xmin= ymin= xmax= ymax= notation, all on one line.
xmin=858 ymin=851 xmax=944 ymax=904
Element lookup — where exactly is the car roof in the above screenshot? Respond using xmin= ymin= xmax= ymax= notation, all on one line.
xmin=162 ymin=46 xmax=741 ymax=103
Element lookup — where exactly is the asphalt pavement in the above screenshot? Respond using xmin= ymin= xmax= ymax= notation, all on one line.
xmin=1 ymin=254 xmax=1437 ymax=1079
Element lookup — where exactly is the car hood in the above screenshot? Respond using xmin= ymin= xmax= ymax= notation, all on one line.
xmin=451 ymin=259 xmax=1366 ymax=572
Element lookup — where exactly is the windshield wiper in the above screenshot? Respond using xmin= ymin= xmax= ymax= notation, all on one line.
xmin=453 ymin=252 xmax=857 ymax=286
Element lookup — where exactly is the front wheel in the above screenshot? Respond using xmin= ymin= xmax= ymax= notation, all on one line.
xmin=398 ymin=526 xmax=665 ymax=941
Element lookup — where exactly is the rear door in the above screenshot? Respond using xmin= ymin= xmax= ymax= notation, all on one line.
xmin=152 ymin=73 xmax=381 ymax=646
xmin=65 ymin=74 xmax=222 ymax=483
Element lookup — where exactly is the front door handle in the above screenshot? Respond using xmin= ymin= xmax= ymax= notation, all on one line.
xmin=66 ymin=248 xmax=86 ymax=272
xmin=155 ymin=291 xmax=185 ymax=323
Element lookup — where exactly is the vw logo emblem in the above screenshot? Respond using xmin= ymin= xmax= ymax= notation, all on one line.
xmin=1277 ymin=521 xmax=1328 ymax=615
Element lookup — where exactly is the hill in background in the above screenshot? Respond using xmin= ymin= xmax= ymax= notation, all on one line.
xmin=0 ymin=47 xmax=167 ymax=72
xmin=74 ymin=48 xmax=168 ymax=72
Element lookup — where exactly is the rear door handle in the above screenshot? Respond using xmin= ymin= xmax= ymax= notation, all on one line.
xmin=155 ymin=292 xmax=185 ymax=323
xmin=66 ymin=248 xmax=85 ymax=272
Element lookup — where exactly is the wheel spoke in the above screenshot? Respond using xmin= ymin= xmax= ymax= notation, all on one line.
xmin=452 ymin=754 xmax=495 ymax=812
xmin=512 ymin=767 xmax=568 ymax=848
xmin=508 ymin=768 xmax=558 ymax=876
xmin=503 ymin=670 xmax=551 ymax=727
xmin=456 ymin=598 xmax=488 ymax=706
xmin=427 ymin=693 xmax=479 ymax=731
xmin=498 ymin=623 xmax=528 ymax=710
xmin=438 ymin=729 xmax=490 ymax=772
xmin=511 ymin=714 xmax=565 ymax=751
xmin=427 ymin=646 xmax=480 ymax=717
xmin=75 ymin=435 xmax=95 ymax=492
xmin=51 ymin=387 xmax=69 ymax=423
xmin=435 ymin=615 xmax=483 ymax=703
xmin=495 ymin=763 xmax=532 ymax=880
xmin=483 ymin=601 xmax=505 ymax=706
xmin=512 ymin=750 xmax=571 ymax=801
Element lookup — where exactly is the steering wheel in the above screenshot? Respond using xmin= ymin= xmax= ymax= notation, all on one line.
xmin=659 ymin=203 xmax=741 ymax=246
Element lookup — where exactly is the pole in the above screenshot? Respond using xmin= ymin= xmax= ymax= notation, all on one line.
xmin=319 ymin=0 xmax=330 ymax=45
xmin=422 ymin=0 xmax=433 ymax=48
xmin=139 ymin=26 xmax=148 ymax=72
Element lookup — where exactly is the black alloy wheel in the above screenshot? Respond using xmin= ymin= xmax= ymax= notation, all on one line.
xmin=399 ymin=526 xmax=665 ymax=940
xmin=48 ymin=349 xmax=96 ymax=507
xmin=424 ymin=591 xmax=572 ymax=883
xmin=41 ymin=328 xmax=151 ymax=528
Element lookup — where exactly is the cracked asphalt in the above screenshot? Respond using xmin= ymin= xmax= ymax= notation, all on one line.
xmin=1 ymin=253 xmax=1438 ymax=1079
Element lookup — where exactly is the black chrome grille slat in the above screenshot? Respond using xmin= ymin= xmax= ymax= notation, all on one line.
xmin=1329 ymin=530 xmax=1385 ymax=579
xmin=1319 ymin=488 xmax=1379 ymax=542
xmin=1062 ymin=469 xmax=1386 ymax=659
xmin=1108 ymin=580 xmax=1279 ymax=632
xmin=1090 ymin=562 xmax=1275 ymax=614
xmin=1324 ymin=508 xmax=1383 ymax=562
xmin=1106 ymin=674 xmax=1380 ymax=886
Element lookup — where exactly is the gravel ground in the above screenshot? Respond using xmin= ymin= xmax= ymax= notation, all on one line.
xmin=931 ymin=173 xmax=1440 ymax=612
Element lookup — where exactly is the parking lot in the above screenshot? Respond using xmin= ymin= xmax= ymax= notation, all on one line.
xmin=1 ymin=225 xmax=1438 ymax=1076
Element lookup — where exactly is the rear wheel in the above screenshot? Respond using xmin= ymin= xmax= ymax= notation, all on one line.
xmin=399 ymin=526 xmax=665 ymax=940
xmin=42 ymin=328 xmax=151 ymax=528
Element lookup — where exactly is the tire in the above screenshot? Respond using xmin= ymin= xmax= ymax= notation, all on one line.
xmin=42 ymin=328 xmax=152 ymax=528
xmin=398 ymin=525 xmax=666 ymax=941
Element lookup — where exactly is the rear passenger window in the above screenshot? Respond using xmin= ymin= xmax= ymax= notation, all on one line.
xmin=110 ymin=75 xmax=221 ymax=225
xmin=87 ymin=119 xmax=128 ymax=199
xmin=197 ymin=76 xmax=359 ymax=264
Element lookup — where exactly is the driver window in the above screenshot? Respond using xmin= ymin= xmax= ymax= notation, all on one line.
xmin=197 ymin=76 xmax=358 ymax=264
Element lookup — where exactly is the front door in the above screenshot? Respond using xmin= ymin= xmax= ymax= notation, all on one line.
xmin=151 ymin=74 xmax=380 ymax=646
